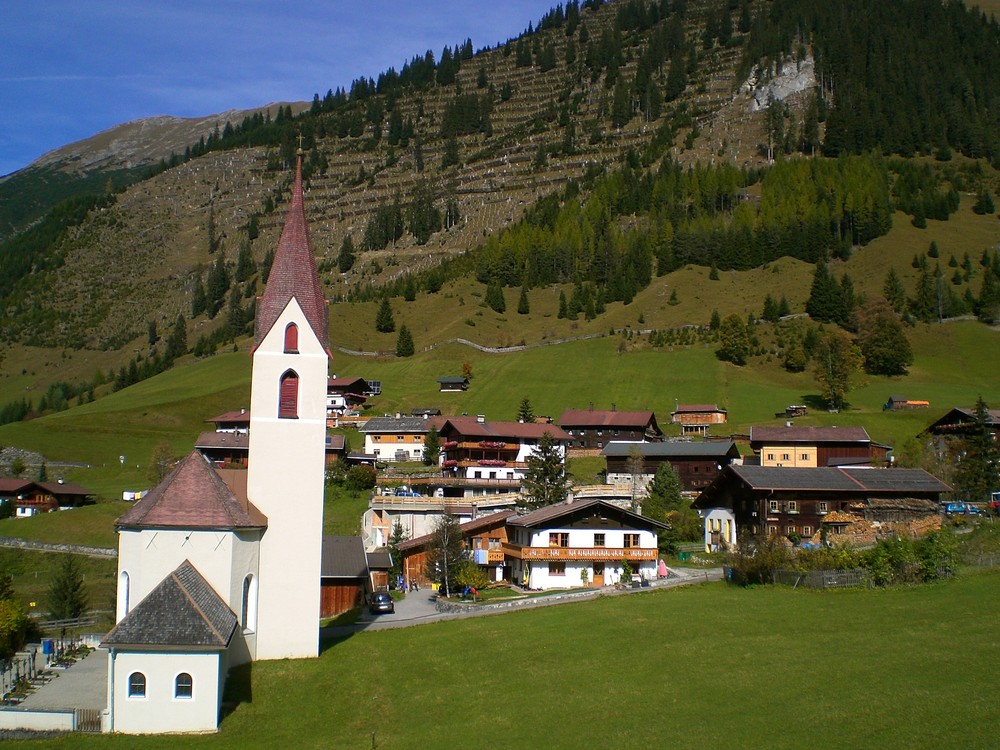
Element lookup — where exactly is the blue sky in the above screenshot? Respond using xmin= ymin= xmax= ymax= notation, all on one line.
xmin=0 ymin=1 xmax=560 ymax=177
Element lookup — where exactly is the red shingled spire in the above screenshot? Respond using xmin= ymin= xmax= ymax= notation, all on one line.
xmin=253 ymin=155 xmax=328 ymax=350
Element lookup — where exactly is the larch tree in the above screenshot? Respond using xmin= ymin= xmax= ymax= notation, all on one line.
xmin=812 ymin=329 xmax=865 ymax=410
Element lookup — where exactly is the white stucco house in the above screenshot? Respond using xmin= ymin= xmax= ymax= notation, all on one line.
xmin=504 ymin=499 xmax=666 ymax=590
xmin=102 ymin=155 xmax=328 ymax=734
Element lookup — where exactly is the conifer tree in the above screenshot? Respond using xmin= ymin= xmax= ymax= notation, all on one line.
xmin=423 ymin=426 xmax=441 ymax=466
xmin=517 ymin=397 xmax=535 ymax=423
xmin=395 ymin=325 xmax=415 ymax=357
xmin=952 ymin=396 xmax=1000 ymax=503
xmin=376 ymin=298 xmax=396 ymax=333
xmin=517 ymin=285 xmax=530 ymax=314
xmin=337 ymin=235 xmax=356 ymax=273
xmin=47 ymin=555 xmax=88 ymax=621
xmin=521 ymin=433 xmax=570 ymax=510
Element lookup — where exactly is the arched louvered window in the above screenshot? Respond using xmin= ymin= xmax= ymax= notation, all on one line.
xmin=284 ymin=323 xmax=299 ymax=353
xmin=279 ymin=370 xmax=299 ymax=419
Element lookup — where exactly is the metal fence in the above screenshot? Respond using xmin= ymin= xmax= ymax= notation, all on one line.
xmin=773 ymin=569 xmax=867 ymax=589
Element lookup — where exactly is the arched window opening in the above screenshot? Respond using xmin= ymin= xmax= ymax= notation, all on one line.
xmin=175 ymin=672 xmax=193 ymax=699
xmin=241 ymin=574 xmax=258 ymax=632
xmin=283 ymin=323 xmax=299 ymax=353
xmin=128 ymin=672 xmax=146 ymax=698
xmin=278 ymin=371 xmax=299 ymax=419
xmin=117 ymin=570 xmax=130 ymax=620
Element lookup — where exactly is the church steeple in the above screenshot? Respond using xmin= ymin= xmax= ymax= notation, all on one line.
xmin=254 ymin=155 xmax=328 ymax=351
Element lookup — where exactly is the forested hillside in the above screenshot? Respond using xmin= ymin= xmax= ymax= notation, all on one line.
xmin=0 ymin=0 xmax=997 ymax=384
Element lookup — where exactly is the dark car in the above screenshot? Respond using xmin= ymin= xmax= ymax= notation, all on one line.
xmin=368 ymin=591 xmax=395 ymax=615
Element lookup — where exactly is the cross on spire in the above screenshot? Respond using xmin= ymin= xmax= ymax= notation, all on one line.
xmin=297 ymin=133 xmax=305 ymax=155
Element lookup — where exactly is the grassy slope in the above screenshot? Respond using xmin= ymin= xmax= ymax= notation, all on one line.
xmin=12 ymin=571 xmax=999 ymax=749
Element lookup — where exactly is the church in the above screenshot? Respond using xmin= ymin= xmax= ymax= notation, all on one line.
xmin=101 ymin=154 xmax=329 ymax=734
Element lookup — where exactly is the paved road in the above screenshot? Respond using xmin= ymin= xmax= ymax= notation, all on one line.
xmin=321 ymin=567 xmax=723 ymax=639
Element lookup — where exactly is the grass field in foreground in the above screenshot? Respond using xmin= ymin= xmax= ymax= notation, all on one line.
xmin=11 ymin=570 xmax=998 ymax=749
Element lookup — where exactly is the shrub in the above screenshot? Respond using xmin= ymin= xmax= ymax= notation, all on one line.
xmin=345 ymin=465 xmax=377 ymax=491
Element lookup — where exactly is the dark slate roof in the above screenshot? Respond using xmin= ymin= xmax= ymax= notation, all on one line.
xmin=360 ymin=417 xmax=428 ymax=433
xmin=438 ymin=377 xmax=469 ymax=384
xmin=366 ymin=549 xmax=393 ymax=571
xmin=101 ymin=561 xmax=237 ymax=649
xmin=254 ymin=157 xmax=328 ymax=350
xmin=728 ymin=465 xmax=948 ymax=493
xmin=749 ymin=425 xmax=871 ymax=444
xmin=509 ymin=499 xmax=668 ymax=530
xmin=321 ymin=536 xmax=369 ymax=578
xmin=116 ymin=451 xmax=265 ymax=530
xmin=601 ymin=440 xmax=738 ymax=458
xmin=925 ymin=406 xmax=1000 ymax=432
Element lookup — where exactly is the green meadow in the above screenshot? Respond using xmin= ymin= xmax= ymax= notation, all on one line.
xmin=9 ymin=570 xmax=999 ymax=749
xmin=1 ymin=318 xmax=998 ymax=503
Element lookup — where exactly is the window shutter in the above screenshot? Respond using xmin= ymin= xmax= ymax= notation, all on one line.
xmin=279 ymin=372 xmax=299 ymax=418
xmin=284 ymin=323 xmax=299 ymax=353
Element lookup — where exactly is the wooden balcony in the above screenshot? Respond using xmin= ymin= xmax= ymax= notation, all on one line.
xmin=487 ymin=549 xmax=505 ymax=564
xmin=502 ymin=543 xmax=656 ymax=561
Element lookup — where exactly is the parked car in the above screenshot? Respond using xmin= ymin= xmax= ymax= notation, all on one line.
xmin=395 ymin=488 xmax=421 ymax=498
xmin=945 ymin=502 xmax=984 ymax=516
xmin=368 ymin=591 xmax=395 ymax=615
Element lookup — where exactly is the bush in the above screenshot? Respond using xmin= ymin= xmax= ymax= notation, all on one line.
xmin=725 ymin=534 xmax=794 ymax=584
xmin=345 ymin=465 xmax=377 ymax=491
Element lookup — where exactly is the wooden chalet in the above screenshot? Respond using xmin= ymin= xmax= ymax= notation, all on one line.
xmin=558 ymin=406 xmax=663 ymax=452
xmin=670 ymin=404 xmax=728 ymax=436
xmin=195 ymin=430 xmax=250 ymax=468
xmin=601 ymin=440 xmax=741 ymax=493
xmin=438 ymin=376 xmax=469 ymax=392
xmin=319 ymin=535 xmax=395 ymax=618
xmin=360 ymin=416 xmax=429 ymax=462
xmin=435 ymin=415 xmax=572 ymax=498
xmin=0 ymin=479 xmax=95 ymax=518
xmin=923 ymin=405 xmax=1000 ymax=462
xmin=692 ymin=465 xmax=951 ymax=549
xmin=395 ymin=510 xmax=516 ymax=588
xmin=748 ymin=425 xmax=890 ymax=468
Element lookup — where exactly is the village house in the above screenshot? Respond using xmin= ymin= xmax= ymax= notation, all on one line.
xmin=692 ymin=465 xmax=951 ymax=552
xmin=102 ymin=155 xmax=328 ymax=734
xmin=0 ymin=478 xmax=94 ymax=518
xmin=558 ymin=406 xmax=663 ymax=453
xmin=601 ymin=440 xmax=742 ymax=494
xmin=326 ymin=376 xmax=369 ymax=422
xmin=362 ymin=493 xmax=518 ymax=551
xmin=670 ymin=404 xmax=728 ymax=436
xmin=360 ymin=416 xmax=428 ymax=462
xmin=922 ymin=405 xmax=1000 ymax=462
xmin=435 ymin=415 xmax=572 ymax=498
xmin=506 ymin=499 xmax=666 ymax=590
xmin=748 ymin=425 xmax=891 ymax=468
xmin=395 ymin=510 xmax=516 ymax=588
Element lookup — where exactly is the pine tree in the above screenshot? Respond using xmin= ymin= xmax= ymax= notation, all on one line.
xmin=164 ymin=314 xmax=188 ymax=361
xmin=376 ymin=298 xmax=395 ymax=333
xmin=337 ymin=235 xmax=356 ymax=273
xmin=517 ymin=397 xmax=535 ymax=423
xmin=485 ymin=282 xmax=506 ymax=313
xmin=426 ymin=514 xmax=465 ymax=595
xmin=521 ymin=432 xmax=570 ymax=510
xmin=387 ymin=520 xmax=409 ymax=581
xmin=517 ymin=285 xmax=530 ymax=314
xmin=395 ymin=325 xmax=415 ymax=357
xmin=423 ymin=426 xmax=440 ymax=466
xmin=883 ymin=267 xmax=907 ymax=313
xmin=47 ymin=555 xmax=88 ymax=620
xmin=191 ymin=276 xmax=208 ymax=318
xmin=953 ymin=396 xmax=1000 ymax=503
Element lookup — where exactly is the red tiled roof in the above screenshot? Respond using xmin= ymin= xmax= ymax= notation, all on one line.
xmin=117 ymin=452 xmax=265 ymax=530
xmin=439 ymin=416 xmax=572 ymax=441
xmin=254 ymin=157 xmax=328 ymax=350
xmin=558 ymin=409 xmax=656 ymax=428
xmin=749 ymin=425 xmax=871 ymax=444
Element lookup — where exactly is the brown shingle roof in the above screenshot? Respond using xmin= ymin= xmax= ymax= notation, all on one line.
xmin=0 ymin=479 xmax=37 ymax=494
xmin=254 ymin=157 xmax=328 ymax=350
xmin=673 ymin=404 xmax=726 ymax=413
xmin=397 ymin=510 xmax=517 ymax=552
xmin=207 ymin=410 xmax=250 ymax=424
xmin=558 ymin=409 xmax=657 ymax=429
xmin=749 ymin=425 xmax=871 ymax=444
xmin=439 ymin=416 xmax=571 ymax=441
xmin=194 ymin=431 xmax=250 ymax=451
xmin=116 ymin=452 xmax=265 ymax=530
xmin=510 ymin=498 xmax=668 ymax=529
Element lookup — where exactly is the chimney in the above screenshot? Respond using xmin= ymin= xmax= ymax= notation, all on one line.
xmin=589 ymin=402 xmax=594 ymax=411
xmin=240 ymin=407 xmax=246 ymax=415
xmin=611 ymin=403 xmax=617 ymax=412
xmin=477 ymin=414 xmax=486 ymax=423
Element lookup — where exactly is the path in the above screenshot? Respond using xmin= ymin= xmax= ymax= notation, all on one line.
xmin=321 ymin=567 xmax=723 ymax=639
xmin=15 ymin=649 xmax=108 ymax=711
